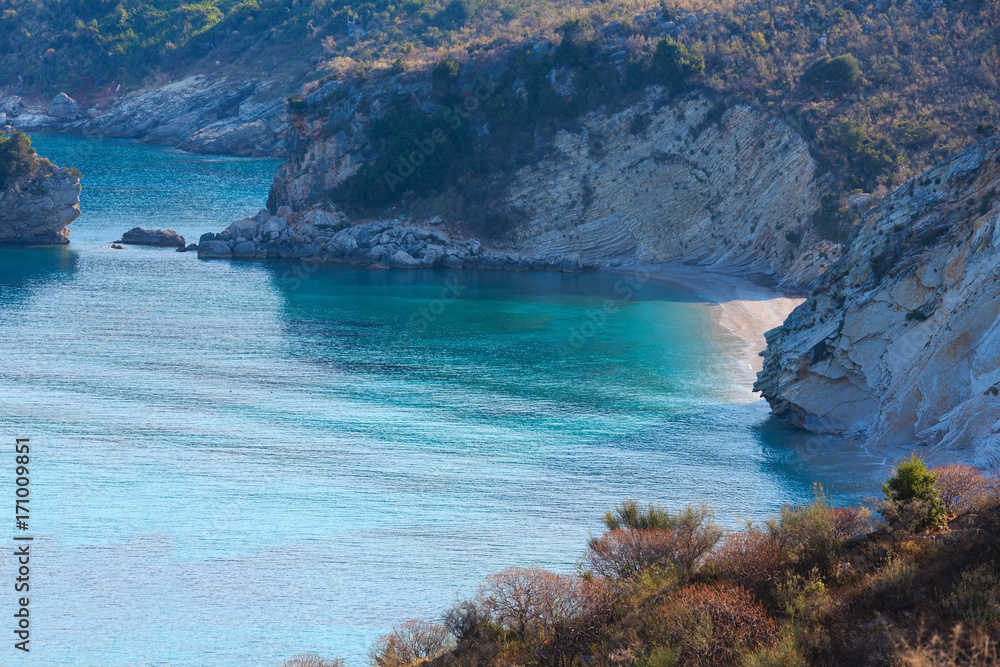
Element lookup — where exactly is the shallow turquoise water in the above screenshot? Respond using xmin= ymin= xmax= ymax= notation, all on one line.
xmin=0 ymin=135 xmax=887 ymax=666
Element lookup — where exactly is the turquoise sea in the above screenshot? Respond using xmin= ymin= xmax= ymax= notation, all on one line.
xmin=0 ymin=135 xmax=887 ymax=666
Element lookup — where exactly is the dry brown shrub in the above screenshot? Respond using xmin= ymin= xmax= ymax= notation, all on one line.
xmin=281 ymin=654 xmax=345 ymax=667
xmin=930 ymin=464 xmax=993 ymax=514
xmin=477 ymin=567 xmax=615 ymax=664
xmin=830 ymin=505 xmax=875 ymax=540
xmin=368 ymin=619 xmax=453 ymax=667
xmin=656 ymin=584 xmax=779 ymax=667
xmin=893 ymin=624 xmax=1000 ymax=667
xmin=707 ymin=526 xmax=786 ymax=594
xmin=586 ymin=503 xmax=721 ymax=580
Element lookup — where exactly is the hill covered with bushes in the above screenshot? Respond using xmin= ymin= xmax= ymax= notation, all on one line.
xmin=4 ymin=0 xmax=998 ymax=232
xmin=286 ymin=457 xmax=1000 ymax=667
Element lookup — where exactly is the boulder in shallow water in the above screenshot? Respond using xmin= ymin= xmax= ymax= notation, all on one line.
xmin=197 ymin=240 xmax=233 ymax=259
xmin=121 ymin=227 xmax=185 ymax=247
xmin=232 ymin=241 xmax=257 ymax=258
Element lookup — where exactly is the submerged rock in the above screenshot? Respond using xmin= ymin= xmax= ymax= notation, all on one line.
xmin=120 ymin=227 xmax=185 ymax=247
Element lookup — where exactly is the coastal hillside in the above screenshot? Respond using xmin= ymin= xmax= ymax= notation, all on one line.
xmin=183 ymin=0 xmax=996 ymax=281
xmin=756 ymin=136 xmax=1000 ymax=467
xmin=0 ymin=129 xmax=81 ymax=243
xmin=3 ymin=0 xmax=998 ymax=246
xmin=291 ymin=459 xmax=1000 ymax=667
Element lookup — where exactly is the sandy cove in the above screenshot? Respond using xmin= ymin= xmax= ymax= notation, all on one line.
xmin=614 ymin=264 xmax=806 ymax=396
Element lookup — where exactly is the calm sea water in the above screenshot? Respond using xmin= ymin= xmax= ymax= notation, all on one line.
xmin=0 ymin=135 xmax=888 ymax=666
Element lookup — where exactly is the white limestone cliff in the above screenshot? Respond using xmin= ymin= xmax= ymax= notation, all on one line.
xmin=755 ymin=137 xmax=1000 ymax=467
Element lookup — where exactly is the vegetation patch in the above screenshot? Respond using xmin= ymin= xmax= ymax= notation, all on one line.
xmin=0 ymin=131 xmax=39 ymax=188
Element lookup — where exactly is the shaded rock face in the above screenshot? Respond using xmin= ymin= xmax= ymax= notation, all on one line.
xmin=755 ymin=137 xmax=1000 ymax=467
xmin=12 ymin=77 xmax=288 ymax=157
xmin=120 ymin=227 xmax=185 ymax=247
xmin=49 ymin=93 xmax=79 ymax=121
xmin=0 ymin=163 xmax=81 ymax=244
xmin=262 ymin=90 xmax=832 ymax=284
xmin=94 ymin=77 xmax=288 ymax=156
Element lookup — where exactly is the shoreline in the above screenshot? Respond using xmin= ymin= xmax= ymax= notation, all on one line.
xmin=618 ymin=263 xmax=805 ymax=397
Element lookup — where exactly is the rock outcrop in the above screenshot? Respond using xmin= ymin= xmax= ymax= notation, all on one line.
xmin=49 ymin=93 xmax=79 ymax=121
xmin=120 ymin=227 xmax=185 ymax=247
xmin=755 ymin=137 xmax=1000 ymax=466
xmin=197 ymin=207 xmax=576 ymax=270
xmin=8 ymin=77 xmax=288 ymax=157
xmin=505 ymin=97 xmax=826 ymax=280
xmin=0 ymin=159 xmax=81 ymax=244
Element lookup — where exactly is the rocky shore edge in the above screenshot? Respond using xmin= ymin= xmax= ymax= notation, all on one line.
xmin=197 ymin=207 xmax=601 ymax=272
xmin=3 ymin=77 xmax=288 ymax=157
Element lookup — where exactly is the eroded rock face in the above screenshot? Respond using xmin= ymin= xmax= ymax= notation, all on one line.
xmin=755 ymin=137 xmax=1000 ymax=466
xmin=12 ymin=77 xmax=288 ymax=157
xmin=260 ymin=90 xmax=833 ymax=283
xmin=0 ymin=162 xmax=81 ymax=244
xmin=506 ymin=95 xmax=826 ymax=281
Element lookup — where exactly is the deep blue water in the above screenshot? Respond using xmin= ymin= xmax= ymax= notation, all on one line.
xmin=0 ymin=135 xmax=888 ymax=666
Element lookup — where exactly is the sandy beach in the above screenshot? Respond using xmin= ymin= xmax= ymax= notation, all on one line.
xmin=617 ymin=264 xmax=806 ymax=396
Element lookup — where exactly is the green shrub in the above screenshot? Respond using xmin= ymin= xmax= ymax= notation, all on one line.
xmin=334 ymin=99 xmax=474 ymax=209
xmin=287 ymin=94 xmax=308 ymax=113
xmin=432 ymin=56 xmax=461 ymax=82
xmin=980 ymin=192 xmax=994 ymax=216
xmin=811 ymin=192 xmax=858 ymax=242
xmin=801 ymin=54 xmax=862 ymax=92
xmin=435 ymin=0 xmax=476 ymax=27
xmin=603 ymin=500 xmax=678 ymax=531
xmin=881 ymin=455 xmax=947 ymax=531
xmin=0 ymin=131 xmax=39 ymax=188
xmin=630 ymin=38 xmax=705 ymax=93
xmin=766 ymin=488 xmax=845 ymax=575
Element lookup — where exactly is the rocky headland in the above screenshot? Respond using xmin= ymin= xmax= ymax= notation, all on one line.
xmin=203 ymin=90 xmax=839 ymax=284
xmin=755 ymin=137 xmax=1000 ymax=466
xmin=4 ymin=76 xmax=289 ymax=157
xmin=0 ymin=129 xmax=81 ymax=244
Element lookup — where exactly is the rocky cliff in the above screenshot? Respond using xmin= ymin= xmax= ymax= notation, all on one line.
xmin=231 ymin=89 xmax=837 ymax=283
xmin=0 ymin=150 xmax=81 ymax=244
xmin=755 ymin=137 xmax=1000 ymax=466
xmin=6 ymin=76 xmax=288 ymax=157
xmin=506 ymin=96 xmax=831 ymax=280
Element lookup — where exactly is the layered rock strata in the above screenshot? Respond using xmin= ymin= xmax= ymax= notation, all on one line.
xmin=756 ymin=137 xmax=1000 ymax=466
